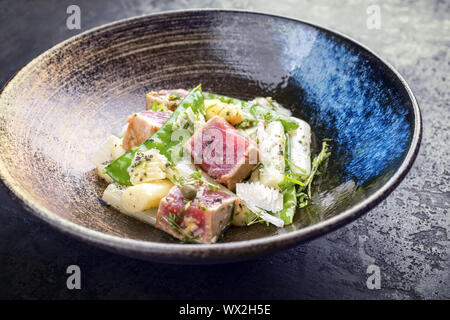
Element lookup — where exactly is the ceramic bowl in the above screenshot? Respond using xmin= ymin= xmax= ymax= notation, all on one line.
xmin=0 ymin=10 xmax=421 ymax=263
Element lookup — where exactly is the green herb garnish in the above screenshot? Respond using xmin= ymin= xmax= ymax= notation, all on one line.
xmin=168 ymin=93 xmax=180 ymax=101
xmin=207 ymin=184 xmax=219 ymax=191
xmin=150 ymin=101 xmax=168 ymax=112
xmin=303 ymin=140 xmax=331 ymax=198
xmin=189 ymin=169 xmax=203 ymax=181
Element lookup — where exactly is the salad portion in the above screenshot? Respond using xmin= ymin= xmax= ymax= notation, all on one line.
xmin=94 ymin=85 xmax=330 ymax=244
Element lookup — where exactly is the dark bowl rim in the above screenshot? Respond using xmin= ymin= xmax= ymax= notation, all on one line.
xmin=0 ymin=9 xmax=422 ymax=261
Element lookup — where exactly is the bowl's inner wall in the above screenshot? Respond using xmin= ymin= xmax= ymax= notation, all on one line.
xmin=0 ymin=11 xmax=413 ymax=242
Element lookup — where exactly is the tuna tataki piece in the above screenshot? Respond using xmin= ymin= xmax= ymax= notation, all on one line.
xmin=122 ymin=110 xmax=171 ymax=151
xmin=155 ymin=184 xmax=236 ymax=243
xmin=185 ymin=116 xmax=259 ymax=190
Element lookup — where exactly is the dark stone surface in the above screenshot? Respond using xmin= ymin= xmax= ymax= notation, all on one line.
xmin=0 ymin=0 xmax=448 ymax=299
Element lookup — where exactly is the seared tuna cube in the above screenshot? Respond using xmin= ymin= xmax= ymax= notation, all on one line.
xmin=155 ymin=184 xmax=236 ymax=243
xmin=185 ymin=116 xmax=259 ymax=190
xmin=145 ymin=89 xmax=188 ymax=111
xmin=122 ymin=110 xmax=171 ymax=151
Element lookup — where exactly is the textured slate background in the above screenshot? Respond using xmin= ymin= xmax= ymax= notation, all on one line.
xmin=0 ymin=0 xmax=448 ymax=299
